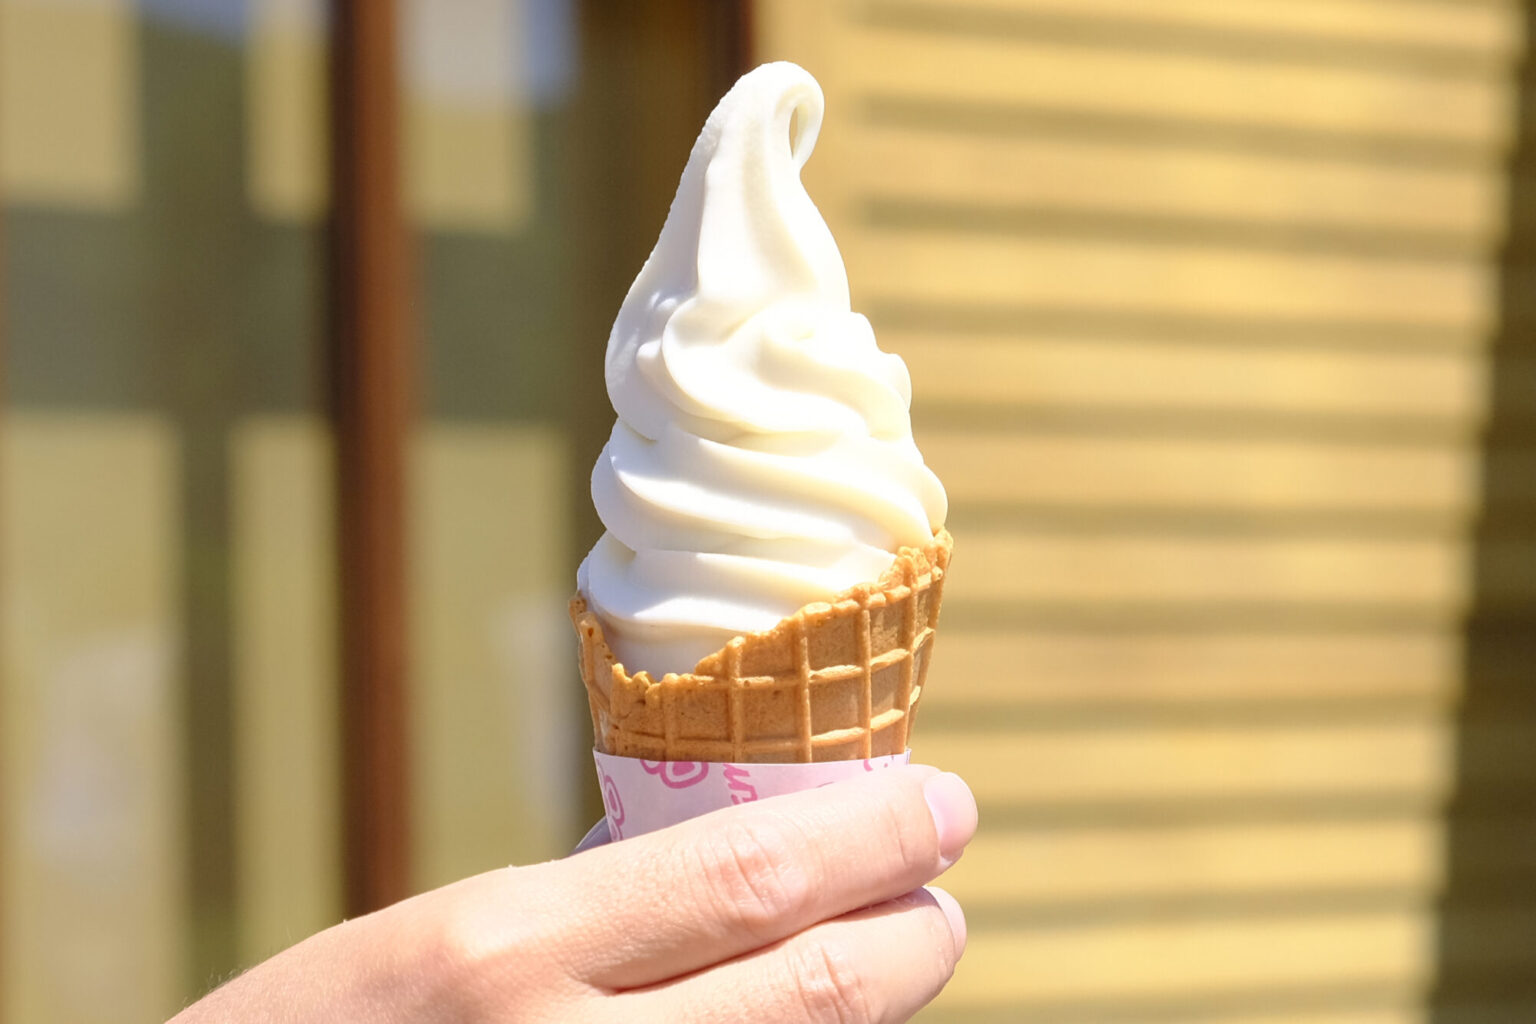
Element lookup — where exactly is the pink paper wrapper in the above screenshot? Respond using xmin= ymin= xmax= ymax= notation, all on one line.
xmin=594 ymin=749 xmax=912 ymax=841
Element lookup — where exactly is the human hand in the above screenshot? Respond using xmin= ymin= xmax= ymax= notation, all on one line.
xmin=171 ymin=765 xmax=977 ymax=1023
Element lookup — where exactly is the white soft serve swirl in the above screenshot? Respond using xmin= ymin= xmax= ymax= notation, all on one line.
xmin=578 ymin=62 xmax=947 ymax=679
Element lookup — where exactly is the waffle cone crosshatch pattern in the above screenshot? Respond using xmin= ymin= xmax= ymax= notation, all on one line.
xmin=573 ymin=530 xmax=951 ymax=763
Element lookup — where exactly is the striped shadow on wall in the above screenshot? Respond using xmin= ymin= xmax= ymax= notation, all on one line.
xmin=757 ymin=1 xmax=1536 ymax=1021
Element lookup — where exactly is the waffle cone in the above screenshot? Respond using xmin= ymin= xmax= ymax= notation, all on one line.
xmin=571 ymin=530 xmax=952 ymax=763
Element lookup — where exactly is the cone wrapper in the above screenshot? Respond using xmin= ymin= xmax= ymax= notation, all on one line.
xmin=594 ymin=749 xmax=911 ymax=841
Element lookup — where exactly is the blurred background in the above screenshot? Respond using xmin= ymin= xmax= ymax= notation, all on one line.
xmin=1 ymin=0 xmax=1533 ymax=1021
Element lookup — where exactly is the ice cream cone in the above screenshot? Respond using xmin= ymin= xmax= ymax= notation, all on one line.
xmin=571 ymin=530 xmax=952 ymax=763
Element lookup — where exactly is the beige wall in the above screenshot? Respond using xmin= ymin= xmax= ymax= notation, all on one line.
xmin=756 ymin=1 xmax=1532 ymax=1020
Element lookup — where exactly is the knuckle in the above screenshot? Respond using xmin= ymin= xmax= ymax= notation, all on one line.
xmin=427 ymin=898 xmax=506 ymax=986
xmin=695 ymin=818 xmax=815 ymax=940
xmin=789 ymin=939 xmax=875 ymax=1024
xmin=415 ymin=903 xmax=496 ymax=1011
xmin=417 ymin=887 xmax=541 ymax=1012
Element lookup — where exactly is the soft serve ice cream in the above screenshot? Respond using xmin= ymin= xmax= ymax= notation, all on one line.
xmin=578 ymin=61 xmax=947 ymax=680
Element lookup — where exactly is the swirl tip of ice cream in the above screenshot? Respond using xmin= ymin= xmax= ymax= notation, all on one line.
xmin=579 ymin=62 xmax=948 ymax=680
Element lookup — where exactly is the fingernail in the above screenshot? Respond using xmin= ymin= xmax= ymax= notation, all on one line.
xmin=923 ymin=772 xmax=977 ymax=869
xmin=927 ymin=886 xmax=968 ymax=952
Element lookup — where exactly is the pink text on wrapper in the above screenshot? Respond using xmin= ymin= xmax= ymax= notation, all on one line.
xmin=724 ymin=764 xmax=758 ymax=804
xmin=640 ymin=760 xmax=710 ymax=789
xmin=594 ymin=750 xmax=911 ymax=843
xmin=599 ymin=768 xmax=626 ymax=840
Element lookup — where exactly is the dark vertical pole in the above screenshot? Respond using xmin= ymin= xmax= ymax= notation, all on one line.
xmin=330 ymin=0 xmax=413 ymax=914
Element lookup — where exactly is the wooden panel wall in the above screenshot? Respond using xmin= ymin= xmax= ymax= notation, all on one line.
xmin=756 ymin=1 xmax=1536 ymax=1021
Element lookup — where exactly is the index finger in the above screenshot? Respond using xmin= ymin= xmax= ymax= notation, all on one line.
xmin=541 ymin=765 xmax=976 ymax=989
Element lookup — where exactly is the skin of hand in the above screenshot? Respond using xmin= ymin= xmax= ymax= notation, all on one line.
xmin=170 ymin=766 xmax=977 ymax=1024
